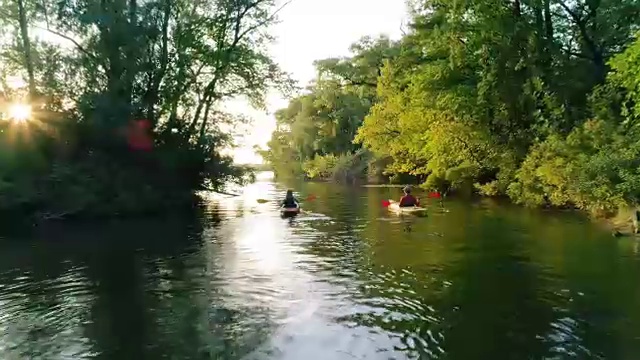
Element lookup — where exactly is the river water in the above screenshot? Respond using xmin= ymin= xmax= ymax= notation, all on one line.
xmin=0 ymin=172 xmax=639 ymax=359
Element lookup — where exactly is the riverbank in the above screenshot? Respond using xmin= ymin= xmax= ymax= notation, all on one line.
xmin=604 ymin=207 xmax=639 ymax=237
xmin=0 ymin=140 xmax=253 ymax=224
xmin=277 ymin=172 xmax=640 ymax=238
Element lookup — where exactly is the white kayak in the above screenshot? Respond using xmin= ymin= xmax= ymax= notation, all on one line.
xmin=387 ymin=200 xmax=427 ymax=215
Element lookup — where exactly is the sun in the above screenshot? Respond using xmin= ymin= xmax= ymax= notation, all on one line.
xmin=8 ymin=103 xmax=32 ymax=122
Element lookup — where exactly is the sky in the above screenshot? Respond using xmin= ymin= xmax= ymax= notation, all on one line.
xmin=230 ymin=0 xmax=409 ymax=164
xmin=7 ymin=0 xmax=408 ymax=163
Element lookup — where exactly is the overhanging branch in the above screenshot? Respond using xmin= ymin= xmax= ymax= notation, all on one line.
xmin=34 ymin=25 xmax=104 ymax=67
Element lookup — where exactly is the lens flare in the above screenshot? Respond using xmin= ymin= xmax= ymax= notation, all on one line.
xmin=8 ymin=103 xmax=32 ymax=122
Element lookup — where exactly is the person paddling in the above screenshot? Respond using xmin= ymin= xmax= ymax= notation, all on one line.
xmin=399 ymin=186 xmax=419 ymax=207
xmin=281 ymin=189 xmax=299 ymax=208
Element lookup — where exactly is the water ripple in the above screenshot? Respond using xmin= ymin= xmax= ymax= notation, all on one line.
xmin=0 ymin=177 xmax=635 ymax=359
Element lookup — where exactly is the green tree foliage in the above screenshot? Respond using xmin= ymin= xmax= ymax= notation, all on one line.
xmin=355 ymin=0 xmax=640 ymax=215
xmin=0 ymin=0 xmax=291 ymax=219
xmin=509 ymin=37 xmax=640 ymax=216
xmin=265 ymin=0 xmax=640 ymax=217
xmin=261 ymin=36 xmax=398 ymax=182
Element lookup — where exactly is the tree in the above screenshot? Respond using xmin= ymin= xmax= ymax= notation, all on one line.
xmin=0 ymin=0 xmax=291 ymax=219
xmin=355 ymin=0 xmax=640 ymax=198
xmin=262 ymin=36 xmax=398 ymax=181
xmin=266 ymin=0 xmax=640 ymax=218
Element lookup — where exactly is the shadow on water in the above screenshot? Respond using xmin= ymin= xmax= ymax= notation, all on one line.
xmin=0 ymin=176 xmax=638 ymax=359
xmin=0 ymin=207 xmax=278 ymax=359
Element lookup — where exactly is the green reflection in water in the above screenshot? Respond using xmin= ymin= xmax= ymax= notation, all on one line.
xmin=0 ymin=178 xmax=638 ymax=359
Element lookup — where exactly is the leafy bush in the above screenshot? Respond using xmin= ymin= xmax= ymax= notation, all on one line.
xmin=508 ymin=120 xmax=640 ymax=216
xmin=303 ymin=154 xmax=339 ymax=179
xmin=330 ymin=149 xmax=371 ymax=183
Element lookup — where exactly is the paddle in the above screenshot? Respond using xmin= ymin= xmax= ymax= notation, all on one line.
xmin=257 ymin=194 xmax=317 ymax=204
xmin=427 ymin=191 xmax=442 ymax=199
xmin=428 ymin=191 xmax=446 ymax=210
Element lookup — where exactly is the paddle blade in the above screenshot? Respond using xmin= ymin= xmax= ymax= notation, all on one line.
xmin=306 ymin=194 xmax=317 ymax=201
xmin=382 ymin=200 xmax=391 ymax=207
xmin=256 ymin=199 xmax=269 ymax=204
xmin=427 ymin=192 xmax=441 ymax=199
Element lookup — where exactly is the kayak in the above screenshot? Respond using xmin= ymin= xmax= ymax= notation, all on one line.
xmin=387 ymin=200 xmax=427 ymax=215
xmin=280 ymin=205 xmax=301 ymax=215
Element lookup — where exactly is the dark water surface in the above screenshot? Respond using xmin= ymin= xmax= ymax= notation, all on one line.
xmin=0 ymin=172 xmax=639 ymax=359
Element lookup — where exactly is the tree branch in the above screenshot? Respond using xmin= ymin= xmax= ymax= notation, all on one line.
xmin=554 ymin=0 xmax=603 ymax=71
xmin=36 ymin=0 xmax=103 ymax=68
xmin=235 ymin=0 xmax=291 ymax=44
xmin=34 ymin=25 xmax=102 ymax=66
xmin=200 ymin=0 xmax=290 ymax=102
xmin=555 ymin=0 xmax=582 ymax=24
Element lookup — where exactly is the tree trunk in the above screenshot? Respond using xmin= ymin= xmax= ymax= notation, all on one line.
xmin=125 ymin=0 xmax=137 ymax=105
xmin=16 ymin=0 xmax=36 ymax=99
xmin=512 ymin=0 xmax=521 ymax=17
xmin=534 ymin=0 xmax=544 ymax=35
xmin=199 ymin=99 xmax=213 ymax=140
xmin=189 ymin=93 xmax=211 ymax=135
xmin=543 ymin=0 xmax=553 ymax=41
xmin=145 ymin=0 xmax=171 ymax=125
xmin=98 ymin=0 xmax=133 ymax=126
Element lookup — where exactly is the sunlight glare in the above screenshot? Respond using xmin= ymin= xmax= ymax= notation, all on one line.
xmin=6 ymin=76 xmax=26 ymax=89
xmin=8 ymin=103 xmax=32 ymax=122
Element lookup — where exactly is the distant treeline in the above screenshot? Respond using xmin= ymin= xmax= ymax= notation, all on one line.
xmin=245 ymin=163 xmax=272 ymax=172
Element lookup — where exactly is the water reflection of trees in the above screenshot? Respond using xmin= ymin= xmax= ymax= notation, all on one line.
xmin=293 ymin=183 xmax=373 ymax=289
xmin=290 ymin=184 xmax=451 ymax=358
xmin=2 ymin=182 xmax=636 ymax=359
xmin=292 ymin=183 xmax=635 ymax=359
xmin=0 ymin=207 xmax=276 ymax=359
xmin=521 ymin=211 xmax=640 ymax=359
xmin=435 ymin=214 xmax=560 ymax=359
xmin=352 ymin=204 xmax=597 ymax=359
xmin=0 ymin=213 xmax=209 ymax=358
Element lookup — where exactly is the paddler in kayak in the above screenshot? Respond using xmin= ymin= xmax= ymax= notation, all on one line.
xmin=281 ymin=189 xmax=299 ymax=209
xmin=398 ymin=186 xmax=420 ymax=207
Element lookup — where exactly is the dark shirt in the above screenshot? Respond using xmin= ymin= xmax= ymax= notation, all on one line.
xmin=282 ymin=197 xmax=298 ymax=208
xmin=399 ymin=194 xmax=419 ymax=207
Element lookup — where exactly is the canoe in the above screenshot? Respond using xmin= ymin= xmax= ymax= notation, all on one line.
xmin=387 ymin=200 xmax=427 ymax=215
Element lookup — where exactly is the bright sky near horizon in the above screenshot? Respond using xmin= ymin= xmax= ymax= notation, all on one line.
xmin=230 ymin=0 xmax=408 ymax=164
xmin=9 ymin=0 xmax=407 ymax=164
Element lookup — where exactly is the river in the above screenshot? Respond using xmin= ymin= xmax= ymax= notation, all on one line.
xmin=0 ymin=171 xmax=638 ymax=359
